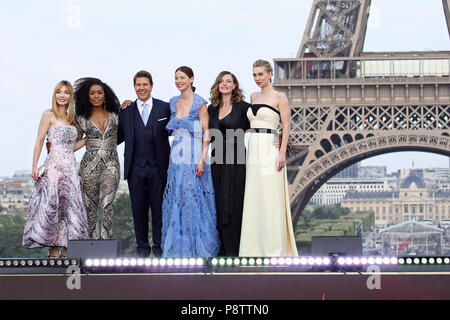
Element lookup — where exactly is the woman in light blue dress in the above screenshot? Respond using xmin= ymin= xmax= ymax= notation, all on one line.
xmin=161 ymin=66 xmax=221 ymax=257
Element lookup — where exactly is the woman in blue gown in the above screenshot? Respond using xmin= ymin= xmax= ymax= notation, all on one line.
xmin=161 ymin=66 xmax=221 ymax=257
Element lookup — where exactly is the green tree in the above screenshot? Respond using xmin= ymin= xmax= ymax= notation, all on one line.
xmin=0 ymin=214 xmax=46 ymax=258
xmin=113 ymin=193 xmax=137 ymax=256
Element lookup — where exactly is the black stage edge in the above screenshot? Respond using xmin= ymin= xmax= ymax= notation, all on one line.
xmin=1 ymin=272 xmax=450 ymax=300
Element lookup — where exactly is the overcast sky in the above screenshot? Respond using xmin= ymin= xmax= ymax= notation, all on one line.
xmin=0 ymin=0 xmax=449 ymax=176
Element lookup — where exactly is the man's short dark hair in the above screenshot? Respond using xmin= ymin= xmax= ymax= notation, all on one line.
xmin=133 ymin=71 xmax=153 ymax=85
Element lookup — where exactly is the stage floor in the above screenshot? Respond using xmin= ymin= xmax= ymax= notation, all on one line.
xmin=1 ymin=271 xmax=450 ymax=300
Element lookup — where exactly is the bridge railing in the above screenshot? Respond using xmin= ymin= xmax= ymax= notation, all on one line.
xmin=274 ymin=54 xmax=450 ymax=83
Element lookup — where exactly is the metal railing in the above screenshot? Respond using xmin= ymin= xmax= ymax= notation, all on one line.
xmin=274 ymin=55 xmax=450 ymax=84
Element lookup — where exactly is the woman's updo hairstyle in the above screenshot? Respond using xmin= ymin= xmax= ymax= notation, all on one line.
xmin=253 ymin=59 xmax=273 ymax=74
xmin=176 ymin=66 xmax=196 ymax=92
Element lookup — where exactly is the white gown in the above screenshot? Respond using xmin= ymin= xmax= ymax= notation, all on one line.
xmin=239 ymin=104 xmax=298 ymax=257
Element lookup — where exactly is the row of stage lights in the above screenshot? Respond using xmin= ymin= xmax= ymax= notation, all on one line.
xmin=0 ymin=258 xmax=78 ymax=268
xmin=82 ymin=256 xmax=450 ymax=269
xmin=2 ymin=257 xmax=449 ymax=270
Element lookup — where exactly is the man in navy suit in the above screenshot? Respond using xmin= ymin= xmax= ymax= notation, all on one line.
xmin=117 ymin=70 xmax=170 ymax=257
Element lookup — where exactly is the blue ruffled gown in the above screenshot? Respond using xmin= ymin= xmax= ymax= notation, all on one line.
xmin=161 ymin=93 xmax=221 ymax=257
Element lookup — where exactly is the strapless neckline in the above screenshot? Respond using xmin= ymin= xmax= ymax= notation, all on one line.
xmin=249 ymin=104 xmax=280 ymax=117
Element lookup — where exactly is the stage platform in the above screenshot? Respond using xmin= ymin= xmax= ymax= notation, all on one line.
xmin=1 ymin=271 xmax=450 ymax=300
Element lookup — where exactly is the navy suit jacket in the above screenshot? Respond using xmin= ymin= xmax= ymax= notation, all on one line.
xmin=117 ymin=98 xmax=171 ymax=182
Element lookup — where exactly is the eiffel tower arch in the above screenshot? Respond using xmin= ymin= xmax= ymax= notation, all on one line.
xmin=273 ymin=0 xmax=450 ymax=225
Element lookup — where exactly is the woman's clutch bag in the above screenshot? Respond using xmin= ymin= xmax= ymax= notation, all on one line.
xmin=38 ymin=166 xmax=46 ymax=178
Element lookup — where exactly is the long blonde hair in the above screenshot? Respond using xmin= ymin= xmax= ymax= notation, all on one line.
xmin=52 ymin=80 xmax=75 ymax=124
xmin=210 ymin=71 xmax=244 ymax=107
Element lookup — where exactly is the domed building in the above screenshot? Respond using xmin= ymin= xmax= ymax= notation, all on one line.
xmin=341 ymin=172 xmax=450 ymax=227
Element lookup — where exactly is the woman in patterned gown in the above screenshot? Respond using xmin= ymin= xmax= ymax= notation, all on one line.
xmin=161 ymin=66 xmax=221 ymax=257
xmin=239 ymin=60 xmax=298 ymax=257
xmin=74 ymin=78 xmax=121 ymax=239
xmin=22 ymin=81 xmax=89 ymax=258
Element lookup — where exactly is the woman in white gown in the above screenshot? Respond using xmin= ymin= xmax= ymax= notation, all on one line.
xmin=239 ymin=59 xmax=298 ymax=257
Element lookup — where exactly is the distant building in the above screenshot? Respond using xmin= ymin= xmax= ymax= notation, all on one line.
xmin=342 ymin=173 xmax=450 ymax=227
xmin=358 ymin=166 xmax=387 ymax=178
xmin=116 ymin=180 xmax=129 ymax=195
xmin=311 ymin=177 xmax=392 ymax=206
xmin=0 ymin=189 xmax=25 ymax=212
xmin=380 ymin=220 xmax=444 ymax=256
xmin=12 ymin=171 xmax=32 ymax=180
xmin=334 ymin=163 xmax=360 ymax=179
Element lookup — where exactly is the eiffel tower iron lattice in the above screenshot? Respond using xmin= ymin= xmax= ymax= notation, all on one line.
xmin=273 ymin=0 xmax=450 ymax=226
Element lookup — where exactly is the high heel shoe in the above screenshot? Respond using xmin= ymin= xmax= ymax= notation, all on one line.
xmin=59 ymin=247 xmax=68 ymax=259
xmin=48 ymin=248 xmax=60 ymax=259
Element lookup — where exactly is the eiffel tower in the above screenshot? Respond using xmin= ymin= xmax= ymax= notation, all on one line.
xmin=273 ymin=0 xmax=450 ymax=225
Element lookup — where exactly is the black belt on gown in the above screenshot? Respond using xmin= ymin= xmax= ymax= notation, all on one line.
xmin=249 ymin=128 xmax=278 ymax=134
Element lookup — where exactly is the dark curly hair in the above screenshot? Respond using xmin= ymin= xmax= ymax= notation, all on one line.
xmin=74 ymin=77 xmax=120 ymax=119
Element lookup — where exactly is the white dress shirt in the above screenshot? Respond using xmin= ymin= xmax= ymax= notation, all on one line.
xmin=137 ymin=98 xmax=153 ymax=117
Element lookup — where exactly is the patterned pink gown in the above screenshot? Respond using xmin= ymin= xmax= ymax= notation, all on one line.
xmin=22 ymin=125 xmax=89 ymax=248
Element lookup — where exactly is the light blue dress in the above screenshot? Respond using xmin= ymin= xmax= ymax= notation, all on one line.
xmin=161 ymin=93 xmax=221 ymax=257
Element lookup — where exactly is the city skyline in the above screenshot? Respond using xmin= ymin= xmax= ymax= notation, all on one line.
xmin=0 ymin=0 xmax=449 ymax=177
